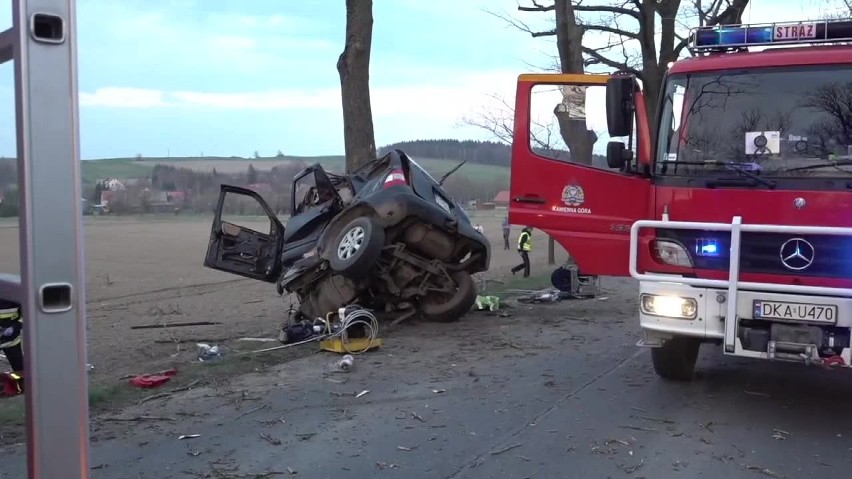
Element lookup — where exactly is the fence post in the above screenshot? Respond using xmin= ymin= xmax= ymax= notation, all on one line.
xmin=547 ymin=236 xmax=555 ymax=265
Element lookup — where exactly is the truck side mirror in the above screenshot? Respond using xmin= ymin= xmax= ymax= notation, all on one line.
xmin=606 ymin=141 xmax=633 ymax=170
xmin=606 ymin=75 xmax=636 ymax=138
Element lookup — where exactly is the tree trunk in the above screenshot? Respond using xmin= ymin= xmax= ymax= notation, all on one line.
xmin=337 ymin=0 xmax=376 ymax=172
xmin=553 ymin=0 xmax=598 ymax=166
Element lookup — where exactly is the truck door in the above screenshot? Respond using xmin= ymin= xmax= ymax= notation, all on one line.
xmin=509 ymin=74 xmax=652 ymax=277
xmin=204 ymin=185 xmax=286 ymax=283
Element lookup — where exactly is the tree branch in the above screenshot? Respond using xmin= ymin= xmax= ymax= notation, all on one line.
xmin=518 ymin=0 xmax=555 ymax=12
xmin=584 ymin=24 xmax=640 ymax=40
xmin=573 ymin=4 xmax=641 ymax=20
xmin=581 ymin=46 xmax=642 ymax=76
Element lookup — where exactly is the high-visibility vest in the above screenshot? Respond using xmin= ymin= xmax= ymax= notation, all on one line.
xmin=518 ymin=231 xmax=532 ymax=252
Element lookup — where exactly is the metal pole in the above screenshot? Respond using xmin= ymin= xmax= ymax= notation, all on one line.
xmin=547 ymin=236 xmax=556 ymax=265
xmin=7 ymin=1 xmax=89 ymax=477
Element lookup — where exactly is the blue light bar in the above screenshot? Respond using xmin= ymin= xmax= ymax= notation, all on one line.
xmin=689 ymin=19 xmax=852 ymax=52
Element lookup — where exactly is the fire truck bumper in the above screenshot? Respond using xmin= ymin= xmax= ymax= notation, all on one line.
xmin=638 ymin=280 xmax=852 ymax=367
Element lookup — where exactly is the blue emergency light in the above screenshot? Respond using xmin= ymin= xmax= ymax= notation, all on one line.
xmin=695 ymin=238 xmax=721 ymax=257
xmin=690 ymin=19 xmax=852 ymax=52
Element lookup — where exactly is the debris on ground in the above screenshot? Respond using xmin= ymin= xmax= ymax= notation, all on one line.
xmin=474 ymin=295 xmax=500 ymax=311
xmin=178 ymin=434 xmax=200 ymax=440
xmin=128 ymin=369 xmax=177 ymax=388
xmin=334 ymin=354 xmax=354 ymax=373
xmin=356 ymin=389 xmax=370 ymax=398
xmin=197 ymin=343 xmax=224 ymax=361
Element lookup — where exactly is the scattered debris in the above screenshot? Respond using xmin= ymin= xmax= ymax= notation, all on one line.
xmin=260 ymin=432 xmax=282 ymax=445
xmin=490 ymin=443 xmax=523 ymax=455
xmin=699 ymin=422 xmax=716 ymax=434
xmin=236 ymin=404 xmax=269 ymax=419
xmin=138 ymin=379 xmax=201 ymax=404
xmin=411 ymin=412 xmax=426 ymax=422
xmin=640 ymin=415 xmax=675 ymax=424
xmin=128 ymin=369 xmax=177 ymax=389
xmin=131 ymin=321 xmax=220 ymax=330
xmin=744 ymin=390 xmax=771 ymax=398
xmin=296 ymin=433 xmax=316 ymax=441
xmin=375 ymin=462 xmax=399 ymax=470
xmin=474 ymin=295 xmax=500 ymax=311
xmin=745 ymin=465 xmax=781 ymax=478
xmin=356 ymin=389 xmax=370 ymax=398
xmin=397 ymin=445 xmax=415 ymax=451
xmin=335 ymin=354 xmax=354 ymax=373
xmin=178 ymin=434 xmax=201 ymax=440
xmin=197 ymin=343 xmax=224 ymax=361
xmin=621 ymin=459 xmax=644 ymax=474
xmin=102 ymin=415 xmax=175 ymax=422
xmin=620 ymin=424 xmax=657 ymax=432
xmin=772 ymin=429 xmax=792 ymax=440
xmin=287 ymin=467 xmax=297 ymax=475
xmin=432 ymin=388 xmax=446 ymax=394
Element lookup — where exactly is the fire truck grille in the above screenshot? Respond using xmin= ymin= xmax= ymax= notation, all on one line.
xmin=655 ymin=229 xmax=852 ymax=279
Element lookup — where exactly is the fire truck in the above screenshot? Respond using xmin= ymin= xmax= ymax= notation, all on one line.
xmin=510 ymin=19 xmax=852 ymax=381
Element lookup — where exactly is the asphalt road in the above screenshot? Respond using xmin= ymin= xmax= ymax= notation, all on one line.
xmin=3 ymin=277 xmax=852 ymax=478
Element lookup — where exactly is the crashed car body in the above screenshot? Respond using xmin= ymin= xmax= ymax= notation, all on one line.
xmin=203 ymin=149 xmax=491 ymax=323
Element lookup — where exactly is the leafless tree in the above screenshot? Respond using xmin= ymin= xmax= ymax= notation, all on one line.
xmin=337 ymin=0 xmax=377 ymax=172
xmin=466 ymin=0 xmax=750 ymax=155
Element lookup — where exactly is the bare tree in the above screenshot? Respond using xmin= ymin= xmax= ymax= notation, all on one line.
xmin=337 ymin=0 xmax=377 ymax=172
xmin=505 ymin=0 xmax=751 ymax=138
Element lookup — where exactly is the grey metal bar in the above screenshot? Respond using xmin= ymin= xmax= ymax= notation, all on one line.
xmin=0 ymin=273 xmax=22 ymax=304
xmin=13 ymin=0 xmax=89 ymax=478
xmin=0 ymin=27 xmax=15 ymax=64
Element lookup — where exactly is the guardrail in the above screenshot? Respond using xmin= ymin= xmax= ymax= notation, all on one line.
xmin=629 ymin=216 xmax=852 ymax=353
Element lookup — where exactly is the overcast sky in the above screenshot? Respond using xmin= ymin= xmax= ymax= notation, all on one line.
xmin=0 ymin=0 xmax=837 ymax=159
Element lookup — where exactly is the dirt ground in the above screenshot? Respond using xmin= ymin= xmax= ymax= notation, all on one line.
xmin=0 ymin=213 xmax=568 ymax=384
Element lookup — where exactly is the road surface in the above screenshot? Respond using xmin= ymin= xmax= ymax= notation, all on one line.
xmin=2 ymin=277 xmax=851 ymax=478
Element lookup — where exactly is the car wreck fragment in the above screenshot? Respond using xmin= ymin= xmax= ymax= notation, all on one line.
xmin=203 ymin=149 xmax=490 ymax=331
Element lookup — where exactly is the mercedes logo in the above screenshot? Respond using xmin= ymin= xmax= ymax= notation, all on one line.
xmin=793 ymin=197 xmax=806 ymax=209
xmin=779 ymin=238 xmax=815 ymax=271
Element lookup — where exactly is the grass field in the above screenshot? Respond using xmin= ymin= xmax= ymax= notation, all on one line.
xmin=80 ymin=155 xmax=510 ymax=184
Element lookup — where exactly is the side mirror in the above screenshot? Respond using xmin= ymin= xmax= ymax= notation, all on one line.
xmin=606 ymin=75 xmax=636 ymax=137
xmin=606 ymin=141 xmax=633 ymax=170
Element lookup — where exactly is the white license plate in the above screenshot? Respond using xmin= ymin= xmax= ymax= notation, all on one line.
xmin=753 ymin=300 xmax=837 ymax=323
xmin=774 ymin=23 xmax=817 ymax=41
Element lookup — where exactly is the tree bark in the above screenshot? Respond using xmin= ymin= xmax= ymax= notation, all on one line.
xmin=337 ymin=0 xmax=376 ymax=172
xmin=552 ymin=0 xmax=597 ymax=166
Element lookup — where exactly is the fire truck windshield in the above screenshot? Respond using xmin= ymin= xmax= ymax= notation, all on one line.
xmin=656 ymin=65 xmax=852 ymax=181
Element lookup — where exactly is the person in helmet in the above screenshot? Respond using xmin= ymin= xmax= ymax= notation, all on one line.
xmin=511 ymin=226 xmax=533 ymax=278
xmin=0 ymin=299 xmax=23 ymax=397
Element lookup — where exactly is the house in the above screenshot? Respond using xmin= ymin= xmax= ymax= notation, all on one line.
xmin=166 ymin=191 xmax=187 ymax=203
xmin=493 ymin=190 xmax=511 ymax=208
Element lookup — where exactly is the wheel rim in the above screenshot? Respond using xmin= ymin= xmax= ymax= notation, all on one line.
xmin=337 ymin=226 xmax=366 ymax=260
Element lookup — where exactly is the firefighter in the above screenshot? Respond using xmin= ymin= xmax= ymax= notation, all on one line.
xmin=0 ymin=300 xmax=24 ymax=397
xmin=511 ymin=226 xmax=533 ymax=278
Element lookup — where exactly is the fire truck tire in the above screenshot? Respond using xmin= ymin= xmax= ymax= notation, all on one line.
xmin=651 ymin=336 xmax=701 ymax=381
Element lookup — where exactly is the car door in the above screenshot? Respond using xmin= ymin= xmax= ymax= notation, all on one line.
xmin=204 ymin=185 xmax=286 ymax=283
xmin=509 ymin=73 xmax=653 ymax=277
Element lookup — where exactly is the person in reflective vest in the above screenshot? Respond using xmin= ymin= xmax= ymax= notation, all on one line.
xmin=0 ymin=300 xmax=24 ymax=397
xmin=511 ymin=226 xmax=533 ymax=278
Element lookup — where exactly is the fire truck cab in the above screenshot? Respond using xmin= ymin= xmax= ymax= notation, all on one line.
xmin=510 ymin=19 xmax=852 ymax=380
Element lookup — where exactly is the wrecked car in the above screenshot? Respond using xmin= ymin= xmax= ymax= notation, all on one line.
xmin=203 ymin=149 xmax=491 ymax=326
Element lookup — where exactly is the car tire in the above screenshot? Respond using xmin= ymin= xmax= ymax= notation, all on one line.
xmin=419 ymin=270 xmax=477 ymax=323
xmin=651 ymin=336 xmax=701 ymax=381
xmin=328 ymin=216 xmax=385 ymax=279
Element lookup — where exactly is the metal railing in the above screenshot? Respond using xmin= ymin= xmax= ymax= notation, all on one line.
xmin=629 ymin=216 xmax=852 ymax=353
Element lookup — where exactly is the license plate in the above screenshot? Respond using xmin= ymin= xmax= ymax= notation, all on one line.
xmin=774 ymin=23 xmax=817 ymax=41
xmin=753 ymin=300 xmax=837 ymax=323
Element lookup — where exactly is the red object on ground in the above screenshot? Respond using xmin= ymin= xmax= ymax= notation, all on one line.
xmin=0 ymin=372 xmax=23 ymax=397
xmin=822 ymin=356 xmax=845 ymax=368
xmin=128 ymin=369 xmax=177 ymax=388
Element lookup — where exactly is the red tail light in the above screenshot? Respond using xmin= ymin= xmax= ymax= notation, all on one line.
xmin=383 ymin=169 xmax=407 ymax=188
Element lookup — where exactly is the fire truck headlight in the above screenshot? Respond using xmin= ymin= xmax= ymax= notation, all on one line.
xmin=640 ymin=294 xmax=698 ymax=319
xmin=652 ymin=239 xmax=694 ymax=267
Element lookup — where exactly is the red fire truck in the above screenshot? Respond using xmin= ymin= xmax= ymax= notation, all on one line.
xmin=510 ymin=19 xmax=852 ymax=381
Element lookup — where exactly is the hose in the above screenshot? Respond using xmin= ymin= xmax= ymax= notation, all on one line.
xmin=238 ymin=305 xmax=378 ymax=356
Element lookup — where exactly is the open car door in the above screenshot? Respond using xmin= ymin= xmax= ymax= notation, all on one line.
xmin=509 ymin=73 xmax=653 ymax=277
xmin=204 ymin=185 xmax=286 ymax=283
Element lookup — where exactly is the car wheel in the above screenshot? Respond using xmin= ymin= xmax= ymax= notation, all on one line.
xmin=651 ymin=336 xmax=701 ymax=381
xmin=328 ymin=216 xmax=385 ymax=279
xmin=419 ymin=270 xmax=477 ymax=323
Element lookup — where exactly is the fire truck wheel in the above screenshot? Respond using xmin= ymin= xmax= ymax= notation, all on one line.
xmin=651 ymin=336 xmax=701 ymax=381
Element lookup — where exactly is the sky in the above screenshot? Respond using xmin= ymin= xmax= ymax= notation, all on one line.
xmin=0 ymin=0 xmax=840 ymax=160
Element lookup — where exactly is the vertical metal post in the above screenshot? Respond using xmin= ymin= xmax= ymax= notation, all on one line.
xmin=9 ymin=0 xmax=89 ymax=477
xmin=547 ymin=236 xmax=555 ymax=265
xmin=724 ymin=216 xmax=742 ymax=354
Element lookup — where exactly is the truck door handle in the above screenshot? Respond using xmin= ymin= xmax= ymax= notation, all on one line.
xmin=513 ymin=195 xmax=546 ymax=204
